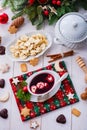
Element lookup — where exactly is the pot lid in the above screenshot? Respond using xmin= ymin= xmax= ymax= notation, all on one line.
xmin=58 ymin=13 xmax=87 ymax=42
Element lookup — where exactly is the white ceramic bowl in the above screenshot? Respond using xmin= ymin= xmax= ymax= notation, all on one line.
xmin=26 ymin=70 xmax=61 ymax=101
xmin=6 ymin=31 xmax=52 ymax=61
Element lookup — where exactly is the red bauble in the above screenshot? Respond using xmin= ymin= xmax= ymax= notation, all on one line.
xmin=52 ymin=0 xmax=57 ymax=5
xmin=0 ymin=13 xmax=9 ymax=24
xmin=56 ymin=0 xmax=61 ymax=6
xmin=22 ymin=86 xmax=28 ymax=92
xmin=38 ymin=0 xmax=48 ymax=4
xmin=43 ymin=9 xmax=49 ymax=16
xmin=28 ymin=0 xmax=35 ymax=5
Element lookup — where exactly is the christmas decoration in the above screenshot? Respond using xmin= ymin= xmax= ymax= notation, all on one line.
xmin=1 ymin=0 xmax=87 ymax=29
xmin=67 ymin=93 xmax=74 ymax=100
xmin=0 ymin=13 xmax=9 ymax=24
xmin=8 ymin=16 xmax=24 ymax=34
xmin=30 ymin=120 xmax=39 ymax=129
xmin=12 ymin=78 xmax=20 ymax=85
xmin=56 ymin=114 xmax=66 ymax=124
xmin=9 ymin=61 xmax=79 ymax=121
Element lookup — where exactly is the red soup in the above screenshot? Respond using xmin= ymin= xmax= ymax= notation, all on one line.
xmin=30 ymin=73 xmax=54 ymax=94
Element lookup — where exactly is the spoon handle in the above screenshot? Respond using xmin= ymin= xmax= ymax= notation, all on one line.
xmin=55 ymin=72 xmax=68 ymax=85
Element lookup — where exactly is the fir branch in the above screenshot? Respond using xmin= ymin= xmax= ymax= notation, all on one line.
xmin=2 ymin=0 xmax=9 ymax=7
xmin=12 ymin=10 xmax=24 ymax=20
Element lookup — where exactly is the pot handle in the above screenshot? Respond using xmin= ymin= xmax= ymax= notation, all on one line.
xmin=54 ymin=37 xmax=61 ymax=44
xmin=83 ymin=13 xmax=87 ymax=22
xmin=54 ymin=37 xmax=66 ymax=47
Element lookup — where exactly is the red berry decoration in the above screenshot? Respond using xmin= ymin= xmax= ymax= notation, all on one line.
xmin=56 ymin=90 xmax=64 ymax=100
xmin=23 ymin=86 xmax=28 ymax=92
xmin=52 ymin=0 xmax=57 ymax=5
xmin=28 ymin=0 xmax=35 ymax=5
xmin=50 ymin=104 xmax=56 ymax=110
xmin=26 ymin=102 xmax=34 ymax=109
xmin=40 ymin=107 xmax=46 ymax=114
xmin=38 ymin=0 xmax=48 ymax=4
xmin=43 ymin=9 xmax=49 ymax=16
xmin=30 ymin=111 xmax=36 ymax=118
xmin=56 ymin=0 xmax=61 ymax=6
xmin=0 ymin=13 xmax=9 ymax=24
xmin=60 ymin=100 xmax=67 ymax=107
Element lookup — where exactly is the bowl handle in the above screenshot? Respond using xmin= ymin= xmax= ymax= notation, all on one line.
xmin=54 ymin=37 xmax=66 ymax=47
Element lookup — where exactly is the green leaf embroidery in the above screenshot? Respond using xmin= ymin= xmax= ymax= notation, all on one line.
xmin=17 ymin=89 xmax=31 ymax=102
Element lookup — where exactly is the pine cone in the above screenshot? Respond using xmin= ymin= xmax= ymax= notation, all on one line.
xmin=11 ymin=16 xmax=24 ymax=28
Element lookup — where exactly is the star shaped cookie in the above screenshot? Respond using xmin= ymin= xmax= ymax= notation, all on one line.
xmin=30 ymin=120 xmax=39 ymax=129
xmin=21 ymin=107 xmax=30 ymax=118
xmin=8 ymin=25 xmax=18 ymax=34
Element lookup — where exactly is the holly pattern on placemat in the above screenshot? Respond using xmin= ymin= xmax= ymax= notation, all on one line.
xmin=9 ymin=61 xmax=79 ymax=121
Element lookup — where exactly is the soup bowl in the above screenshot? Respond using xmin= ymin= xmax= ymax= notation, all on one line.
xmin=26 ymin=70 xmax=68 ymax=102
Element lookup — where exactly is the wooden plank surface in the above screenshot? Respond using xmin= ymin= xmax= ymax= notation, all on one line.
xmin=0 ymin=2 xmax=87 ymax=130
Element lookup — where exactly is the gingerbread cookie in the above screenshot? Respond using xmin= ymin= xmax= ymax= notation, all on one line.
xmin=8 ymin=17 xmax=24 ymax=34
xmin=8 ymin=25 xmax=18 ymax=34
xmin=20 ymin=63 xmax=27 ymax=72
xmin=71 ymin=108 xmax=81 ymax=117
xmin=0 ymin=91 xmax=10 ymax=102
xmin=21 ymin=106 xmax=30 ymax=117
xmin=56 ymin=114 xmax=66 ymax=124
xmin=0 ymin=108 xmax=8 ymax=119
xmin=54 ymin=61 xmax=64 ymax=71
xmin=0 ymin=79 xmax=5 ymax=88
xmin=80 ymin=87 xmax=87 ymax=100
xmin=76 ymin=56 xmax=87 ymax=83
xmin=30 ymin=120 xmax=39 ymax=129
xmin=0 ymin=46 xmax=5 ymax=55
xmin=0 ymin=64 xmax=10 ymax=73
xmin=0 ymin=36 xmax=1 ymax=44
xmin=29 ymin=58 xmax=39 ymax=66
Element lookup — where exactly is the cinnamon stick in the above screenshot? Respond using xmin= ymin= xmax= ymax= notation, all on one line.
xmin=47 ymin=50 xmax=74 ymax=63
xmin=48 ymin=56 xmax=62 ymax=63
xmin=63 ymin=50 xmax=74 ymax=57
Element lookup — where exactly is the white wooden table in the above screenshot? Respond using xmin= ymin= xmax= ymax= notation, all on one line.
xmin=0 ymin=4 xmax=87 ymax=130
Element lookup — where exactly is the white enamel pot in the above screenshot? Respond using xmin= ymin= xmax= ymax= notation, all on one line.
xmin=54 ymin=12 xmax=87 ymax=49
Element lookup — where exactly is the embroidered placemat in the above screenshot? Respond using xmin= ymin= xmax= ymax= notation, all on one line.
xmin=9 ymin=61 xmax=79 ymax=121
